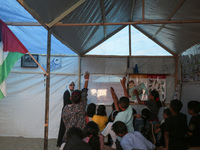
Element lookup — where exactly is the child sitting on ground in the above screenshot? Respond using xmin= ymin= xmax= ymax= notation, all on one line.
xmin=154 ymin=108 xmax=171 ymax=148
xmin=134 ymin=107 xmax=151 ymax=132
xmin=92 ymin=105 xmax=108 ymax=132
xmin=187 ymin=100 xmax=200 ymax=147
xmin=110 ymin=87 xmax=134 ymax=133
xmin=101 ymin=110 xmax=119 ymax=149
xmin=108 ymin=103 xmax=116 ymax=122
xmin=61 ymin=127 xmax=92 ymax=150
xmin=133 ymin=107 xmax=156 ymax=144
xmin=83 ymin=121 xmax=104 ymax=150
xmin=163 ymin=99 xmax=188 ymax=150
xmin=86 ymin=103 xmax=96 ymax=123
xmin=112 ymin=121 xmax=155 ymax=150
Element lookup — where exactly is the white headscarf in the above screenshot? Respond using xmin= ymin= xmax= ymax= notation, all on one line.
xmin=65 ymin=81 xmax=75 ymax=97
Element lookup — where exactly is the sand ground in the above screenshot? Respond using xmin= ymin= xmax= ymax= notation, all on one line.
xmin=0 ymin=136 xmax=59 ymax=150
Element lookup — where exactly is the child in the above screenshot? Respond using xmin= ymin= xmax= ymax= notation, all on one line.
xmin=134 ymin=107 xmax=151 ymax=132
xmin=134 ymin=89 xmax=162 ymax=126
xmin=112 ymin=121 xmax=155 ymax=150
xmin=110 ymin=87 xmax=134 ymax=133
xmin=83 ymin=121 xmax=104 ymax=150
xmin=187 ymin=100 xmax=200 ymax=147
xmin=101 ymin=110 xmax=119 ymax=149
xmin=155 ymin=108 xmax=171 ymax=148
xmin=61 ymin=127 xmax=92 ymax=150
xmin=92 ymin=105 xmax=108 ymax=132
xmin=108 ymin=102 xmax=116 ymax=122
xmin=164 ymin=99 xmax=188 ymax=150
xmin=86 ymin=103 xmax=96 ymax=123
xmin=134 ymin=108 xmax=156 ymax=144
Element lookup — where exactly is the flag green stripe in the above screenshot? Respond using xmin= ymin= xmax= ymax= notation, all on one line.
xmin=0 ymin=52 xmax=24 ymax=84
xmin=0 ymin=90 xmax=4 ymax=99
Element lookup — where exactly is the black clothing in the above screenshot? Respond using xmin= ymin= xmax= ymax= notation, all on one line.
xmin=63 ymin=89 xmax=72 ymax=105
xmin=187 ymin=115 xmax=200 ymax=147
xmin=115 ymin=139 xmax=123 ymax=150
xmin=57 ymin=90 xmax=72 ymax=147
xmin=164 ymin=113 xmax=188 ymax=150
xmin=156 ymin=122 xmax=165 ymax=147
xmin=108 ymin=113 xmax=112 ymax=123
xmin=144 ymin=100 xmax=159 ymax=120
xmin=64 ymin=137 xmax=92 ymax=150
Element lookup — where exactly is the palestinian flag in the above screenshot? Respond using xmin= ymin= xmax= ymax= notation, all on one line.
xmin=0 ymin=20 xmax=28 ymax=99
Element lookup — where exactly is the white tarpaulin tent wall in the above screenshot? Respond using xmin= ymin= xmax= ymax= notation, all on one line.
xmin=178 ymin=44 xmax=200 ymax=123
xmin=0 ymin=0 xmax=200 ymax=149
xmin=0 ymin=55 xmax=176 ymax=138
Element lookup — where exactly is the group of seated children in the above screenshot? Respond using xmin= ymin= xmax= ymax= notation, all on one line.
xmin=59 ymin=73 xmax=200 ymax=150
xmin=153 ymin=99 xmax=200 ymax=150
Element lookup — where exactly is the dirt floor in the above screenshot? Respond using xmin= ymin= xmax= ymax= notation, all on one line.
xmin=0 ymin=136 xmax=59 ymax=150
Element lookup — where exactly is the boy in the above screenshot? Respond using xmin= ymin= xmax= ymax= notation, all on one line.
xmin=110 ymin=87 xmax=134 ymax=132
xmin=155 ymin=108 xmax=171 ymax=148
xmin=163 ymin=99 xmax=188 ymax=150
xmin=187 ymin=100 xmax=200 ymax=147
xmin=112 ymin=121 xmax=155 ymax=150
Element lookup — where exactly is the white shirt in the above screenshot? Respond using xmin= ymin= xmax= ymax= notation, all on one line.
xmin=101 ymin=122 xmax=117 ymax=149
xmin=120 ymin=131 xmax=155 ymax=150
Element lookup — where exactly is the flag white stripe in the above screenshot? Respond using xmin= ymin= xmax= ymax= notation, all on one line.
xmin=0 ymin=80 xmax=7 ymax=97
xmin=0 ymin=41 xmax=9 ymax=66
xmin=0 ymin=41 xmax=8 ymax=97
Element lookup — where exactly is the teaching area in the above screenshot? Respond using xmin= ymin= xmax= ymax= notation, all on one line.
xmin=0 ymin=0 xmax=200 ymax=150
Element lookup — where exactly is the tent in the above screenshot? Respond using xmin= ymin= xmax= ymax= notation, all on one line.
xmin=0 ymin=0 xmax=200 ymax=150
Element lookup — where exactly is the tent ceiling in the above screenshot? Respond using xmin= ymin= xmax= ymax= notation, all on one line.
xmin=5 ymin=0 xmax=200 ymax=56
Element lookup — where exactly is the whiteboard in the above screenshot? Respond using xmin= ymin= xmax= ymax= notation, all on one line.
xmin=86 ymin=75 xmax=124 ymax=105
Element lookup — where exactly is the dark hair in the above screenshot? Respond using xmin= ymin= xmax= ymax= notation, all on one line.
xmin=112 ymin=110 xmax=119 ymax=121
xmin=132 ymin=108 xmax=137 ymax=115
xmin=112 ymin=102 xmax=115 ymax=111
xmin=151 ymin=90 xmax=162 ymax=108
xmin=66 ymin=127 xmax=83 ymax=141
xmin=119 ymin=96 xmax=129 ymax=109
xmin=141 ymin=108 xmax=150 ymax=128
xmin=170 ymin=99 xmax=183 ymax=113
xmin=83 ymin=122 xmax=100 ymax=150
xmin=112 ymin=121 xmax=127 ymax=135
xmin=97 ymin=105 xmax=106 ymax=116
xmin=163 ymin=108 xmax=172 ymax=117
xmin=187 ymin=101 xmax=200 ymax=114
xmin=72 ymin=90 xmax=82 ymax=104
xmin=87 ymin=103 xmax=96 ymax=117
xmin=141 ymin=108 xmax=150 ymax=119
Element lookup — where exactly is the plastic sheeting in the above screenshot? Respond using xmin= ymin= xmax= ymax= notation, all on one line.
xmin=87 ymin=26 xmax=172 ymax=56
xmin=134 ymin=0 xmax=200 ymax=55
xmin=8 ymin=0 xmax=200 ymax=56
xmin=0 ymin=0 xmax=75 ymax=55
xmin=8 ymin=26 xmax=76 ymax=55
xmin=1 ymin=0 xmax=200 ymax=56
xmin=0 ymin=56 xmax=175 ymax=138
xmin=0 ymin=56 xmax=79 ymax=138
xmin=181 ymin=83 xmax=200 ymax=124
xmin=11 ymin=56 xmax=79 ymax=74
